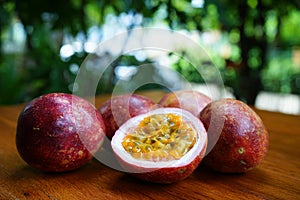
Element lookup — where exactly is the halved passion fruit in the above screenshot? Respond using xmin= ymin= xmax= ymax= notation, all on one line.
xmin=111 ymin=108 xmax=207 ymax=183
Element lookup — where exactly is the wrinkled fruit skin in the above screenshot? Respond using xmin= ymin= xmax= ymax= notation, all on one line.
xmin=159 ymin=90 xmax=211 ymax=117
xmin=16 ymin=93 xmax=105 ymax=172
xmin=200 ymin=99 xmax=269 ymax=173
xmin=99 ymin=94 xmax=159 ymax=139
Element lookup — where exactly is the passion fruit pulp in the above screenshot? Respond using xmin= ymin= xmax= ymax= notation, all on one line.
xmin=111 ymin=108 xmax=207 ymax=183
xmin=122 ymin=113 xmax=196 ymax=161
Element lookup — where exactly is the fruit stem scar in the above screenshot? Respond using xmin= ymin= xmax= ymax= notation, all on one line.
xmin=78 ymin=150 xmax=83 ymax=157
xmin=178 ymin=168 xmax=186 ymax=174
xmin=238 ymin=147 xmax=245 ymax=154
xmin=257 ymin=130 xmax=261 ymax=135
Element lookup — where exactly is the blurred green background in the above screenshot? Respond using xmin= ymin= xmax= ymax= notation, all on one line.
xmin=0 ymin=0 xmax=300 ymax=106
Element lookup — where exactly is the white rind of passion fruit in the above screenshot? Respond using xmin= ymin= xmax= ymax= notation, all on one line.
xmin=111 ymin=107 xmax=207 ymax=183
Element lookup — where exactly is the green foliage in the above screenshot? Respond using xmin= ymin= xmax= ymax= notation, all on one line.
xmin=262 ymin=50 xmax=300 ymax=93
xmin=0 ymin=54 xmax=24 ymax=104
xmin=0 ymin=0 xmax=299 ymax=105
xmin=201 ymin=4 xmax=221 ymax=30
xmin=280 ymin=10 xmax=300 ymax=46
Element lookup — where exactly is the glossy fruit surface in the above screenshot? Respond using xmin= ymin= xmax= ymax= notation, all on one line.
xmin=99 ymin=94 xmax=159 ymax=140
xmin=199 ymin=99 xmax=269 ymax=173
xmin=158 ymin=90 xmax=211 ymax=117
xmin=16 ymin=93 xmax=105 ymax=172
xmin=111 ymin=108 xmax=207 ymax=183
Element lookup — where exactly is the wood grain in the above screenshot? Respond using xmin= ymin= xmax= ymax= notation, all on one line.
xmin=0 ymin=90 xmax=299 ymax=200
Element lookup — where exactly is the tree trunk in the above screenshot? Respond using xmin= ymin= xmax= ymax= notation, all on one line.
xmin=236 ymin=3 xmax=266 ymax=105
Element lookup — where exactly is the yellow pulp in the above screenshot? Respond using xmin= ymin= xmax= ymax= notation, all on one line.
xmin=122 ymin=114 xmax=196 ymax=161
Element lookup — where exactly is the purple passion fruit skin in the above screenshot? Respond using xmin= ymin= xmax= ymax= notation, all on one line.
xmin=158 ymin=90 xmax=211 ymax=117
xmin=111 ymin=108 xmax=207 ymax=184
xmin=130 ymin=152 xmax=204 ymax=184
xmin=99 ymin=94 xmax=160 ymax=140
xmin=16 ymin=93 xmax=105 ymax=172
xmin=199 ymin=99 xmax=269 ymax=173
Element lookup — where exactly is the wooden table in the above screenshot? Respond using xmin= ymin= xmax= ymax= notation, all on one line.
xmin=1 ymin=90 xmax=299 ymax=199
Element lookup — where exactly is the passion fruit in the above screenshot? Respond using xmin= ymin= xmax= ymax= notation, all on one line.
xmin=16 ymin=93 xmax=105 ymax=172
xmin=99 ymin=94 xmax=159 ymax=140
xmin=199 ymin=99 xmax=269 ymax=173
xmin=158 ymin=90 xmax=211 ymax=117
xmin=111 ymin=108 xmax=207 ymax=183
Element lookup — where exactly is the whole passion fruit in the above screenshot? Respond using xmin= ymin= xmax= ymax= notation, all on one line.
xmin=16 ymin=93 xmax=105 ymax=172
xmin=111 ymin=108 xmax=207 ymax=183
xmin=199 ymin=99 xmax=269 ymax=173
xmin=99 ymin=94 xmax=159 ymax=140
xmin=158 ymin=90 xmax=211 ymax=117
